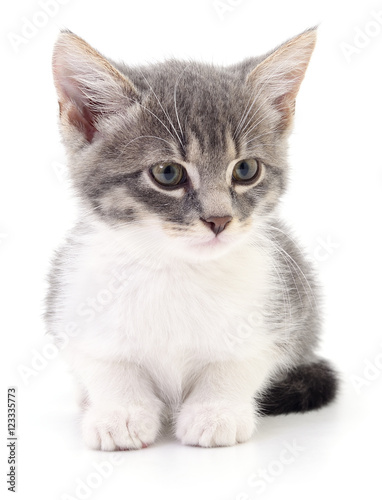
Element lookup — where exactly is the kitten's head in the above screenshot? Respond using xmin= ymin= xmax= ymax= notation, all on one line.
xmin=53 ymin=29 xmax=316 ymax=261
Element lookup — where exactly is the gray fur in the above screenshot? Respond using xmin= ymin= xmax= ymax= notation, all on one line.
xmin=62 ymin=56 xmax=286 ymax=227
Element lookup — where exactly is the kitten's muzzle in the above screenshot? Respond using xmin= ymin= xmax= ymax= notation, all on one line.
xmin=200 ymin=216 xmax=232 ymax=235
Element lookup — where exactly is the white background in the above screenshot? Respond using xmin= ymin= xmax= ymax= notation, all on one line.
xmin=1 ymin=0 xmax=382 ymax=499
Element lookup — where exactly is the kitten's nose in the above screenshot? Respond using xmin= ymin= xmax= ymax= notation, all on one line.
xmin=201 ymin=216 xmax=232 ymax=235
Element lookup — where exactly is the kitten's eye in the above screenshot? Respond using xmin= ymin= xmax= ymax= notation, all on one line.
xmin=150 ymin=163 xmax=186 ymax=187
xmin=232 ymin=158 xmax=261 ymax=183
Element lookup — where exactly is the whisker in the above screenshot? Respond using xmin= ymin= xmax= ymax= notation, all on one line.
xmin=139 ymin=71 xmax=184 ymax=150
xmin=126 ymin=95 xmax=178 ymax=145
xmin=240 ymin=131 xmax=275 ymax=148
xmin=265 ymin=228 xmax=316 ymax=310
xmin=240 ymin=112 xmax=270 ymax=144
xmin=233 ymin=93 xmax=256 ymax=140
xmin=173 ymin=63 xmax=194 ymax=144
xmin=233 ymin=69 xmax=277 ymax=140
xmin=115 ymin=135 xmax=175 ymax=160
xmin=250 ymin=231 xmax=292 ymax=339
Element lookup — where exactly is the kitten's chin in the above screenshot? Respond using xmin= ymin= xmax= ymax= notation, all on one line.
xmin=114 ymin=221 xmax=253 ymax=265
xmin=174 ymin=232 xmax=250 ymax=262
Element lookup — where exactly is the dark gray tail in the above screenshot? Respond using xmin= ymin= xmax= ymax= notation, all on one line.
xmin=257 ymin=359 xmax=339 ymax=416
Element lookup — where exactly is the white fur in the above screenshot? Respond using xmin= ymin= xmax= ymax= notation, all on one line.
xmin=53 ymin=215 xmax=291 ymax=449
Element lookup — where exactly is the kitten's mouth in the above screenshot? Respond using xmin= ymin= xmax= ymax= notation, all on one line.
xmin=191 ymin=235 xmax=227 ymax=249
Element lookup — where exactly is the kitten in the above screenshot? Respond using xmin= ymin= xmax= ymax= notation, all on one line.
xmin=46 ymin=28 xmax=338 ymax=450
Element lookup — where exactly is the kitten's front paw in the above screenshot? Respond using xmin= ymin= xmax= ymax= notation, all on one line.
xmin=176 ymin=401 xmax=256 ymax=447
xmin=82 ymin=403 xmax=162 ymax=451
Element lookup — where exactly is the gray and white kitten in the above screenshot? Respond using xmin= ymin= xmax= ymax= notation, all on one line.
xmin=46 ymin=28 xmax=337 ymax=450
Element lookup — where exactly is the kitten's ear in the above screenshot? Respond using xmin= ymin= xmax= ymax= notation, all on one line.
xmin=53 ymin=31 xmax=138 ymax=143
xmin=247 ymin=28 xmax=317 ymax=134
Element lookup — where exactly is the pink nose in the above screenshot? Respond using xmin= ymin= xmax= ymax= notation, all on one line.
xmin=201 ymin=216 xmax=232 ymax=235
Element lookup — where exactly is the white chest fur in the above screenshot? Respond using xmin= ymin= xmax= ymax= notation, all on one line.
xmin=58 ymin=225 xmax=276 ymax=401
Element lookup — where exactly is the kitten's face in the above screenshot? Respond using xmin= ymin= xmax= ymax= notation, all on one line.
xmin=53 ymin=30 xmax=316 ymax=260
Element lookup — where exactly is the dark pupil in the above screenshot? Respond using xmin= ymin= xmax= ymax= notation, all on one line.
xmin=238 ymin=161 xmax=250 ymax=178
xmin=163 ymin=165 xmax=176 ymax=182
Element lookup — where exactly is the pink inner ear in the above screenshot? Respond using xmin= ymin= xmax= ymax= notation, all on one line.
xmin=53 ymin=33 xmax=139 ymax=144
xmin=53 ymin=59 xmax=100 ymax=143
xmin=272 ymin=93 xmax=295 ymax=131
xmin=67 ymin=105 xmax=97 ymax=143
xmin=247 ymin=31 xmax=316 ymax=134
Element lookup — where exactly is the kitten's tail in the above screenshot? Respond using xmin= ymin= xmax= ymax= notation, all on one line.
xmin=257 ymin=359 xmax=339 ymax=416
